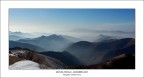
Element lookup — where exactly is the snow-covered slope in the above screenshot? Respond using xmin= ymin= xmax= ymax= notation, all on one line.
xmin=9 ymin=49 xmax=66 ymax=69
xmin=9 ymin=60 xmax=40 ymax=70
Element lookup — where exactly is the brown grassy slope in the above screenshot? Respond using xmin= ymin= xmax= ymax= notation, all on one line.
xmin=9 ymin=56 xmax=25 ymax=65
xmin=66 ymin=53 xmax=135 ymax=69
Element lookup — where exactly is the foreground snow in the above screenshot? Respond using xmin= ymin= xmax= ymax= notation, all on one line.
xmin=9 ymin=49 xmax=66 ymax=69
xmin=9 ymin=60 xmax=40 ymax=70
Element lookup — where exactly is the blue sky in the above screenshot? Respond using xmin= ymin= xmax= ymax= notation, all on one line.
xmin=9 ymin=9 xmax=135 ymax=39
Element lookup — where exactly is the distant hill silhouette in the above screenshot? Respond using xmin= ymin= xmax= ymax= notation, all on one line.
xmin=9 ymin=35 xmax=25 ymax=41
xmin=94 ymin=34 xmax=121 ymax=42
xmin=9 ymin=31 xmax=35 ymax=38
xmin=9 ymin=41 xmax=45 ymax=52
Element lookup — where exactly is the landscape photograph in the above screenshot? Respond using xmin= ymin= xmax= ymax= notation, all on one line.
xmin=9 ymin=9 xmax=135 ymax=69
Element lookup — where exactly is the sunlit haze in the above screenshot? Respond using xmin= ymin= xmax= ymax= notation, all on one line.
xmin=9 ymin=9 xmax=135 ymax=40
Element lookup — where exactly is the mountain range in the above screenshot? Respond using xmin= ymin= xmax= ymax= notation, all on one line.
xmin=9 ymin=31 xmax=35 ymax=38
xmin=9 ymin=33 xmax=135 ymax=69
xmin=11 ymin=34 xmax=82 ymax=51
xmin=65 ymin=38 xmax=135 ymax=65
xmin=9 ymin=41 xmax=45 ymax=52
xmin=17 ymin=35 xmax=74 ymax=51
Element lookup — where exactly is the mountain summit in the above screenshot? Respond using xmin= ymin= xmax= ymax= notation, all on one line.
xmin=18 ymin=34 xmax=73 ymax=51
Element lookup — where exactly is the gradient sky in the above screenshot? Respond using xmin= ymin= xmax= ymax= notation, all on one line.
xmin=9 ymin=9 xmax=135 ymax=39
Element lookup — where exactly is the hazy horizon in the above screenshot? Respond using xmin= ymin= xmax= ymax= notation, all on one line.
xmin=9 ymin=9 xmax=135 ymax=40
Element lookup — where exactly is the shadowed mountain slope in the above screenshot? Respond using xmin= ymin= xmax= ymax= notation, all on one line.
xmin=40 ymin=51 xmax=83 ymax=65
xmin=66 ymin=54 xmax=135 ymax=69
xmin=65 ymin=38 xmax=135 ymax=65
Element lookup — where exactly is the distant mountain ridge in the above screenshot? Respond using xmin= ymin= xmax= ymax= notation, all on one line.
xmin=9 ymin=41 xmax=45 ymax=51
xmin=9 ymin=33 xmax=135 ymax=69
xmin=9 ymin=33 xmax=82 ymax=52
xmin=17 ymin=34 xmax=78 ymax=51
xmin=9 ymin=35 xmax=25 ymax=41
xmin=10 ymin=37 xmax=135 ymax=65
xmin=9 ymin=31 xmax=35 ymax=38
xmin=94 ymin=34 xmax=122 ymax=42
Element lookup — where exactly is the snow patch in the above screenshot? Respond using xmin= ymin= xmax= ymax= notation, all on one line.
xmin=9 ymin=60 xmax=41 ymax=70
xmin=16 ymin=50 xmax=25 ymax=53
xmin=9 ymin=53 xmax=15 ymax=56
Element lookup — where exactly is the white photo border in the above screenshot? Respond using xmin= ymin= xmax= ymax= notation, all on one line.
xmin=1 ymin=1 xmax=144 ymax=77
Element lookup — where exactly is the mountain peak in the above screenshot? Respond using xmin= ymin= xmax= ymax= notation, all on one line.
xmin=98 ymin=34 xmax=116 ymax=38
xmin=47 ymin=34 xmax=64 ymax=39
xmin=68 ymin=41 xmax=93 ymax=48
xmin=95 ymin=34 xmax=121 ymax=42
xmin=49 ymin=34 xmax=61 ymax=37
xmin=39 ymin=35 xmax=47 ymax=38
xmin=36 ymin=35 xmax=47 ymax=39
xmin=37 ymin=34 xmax=63 ymax=39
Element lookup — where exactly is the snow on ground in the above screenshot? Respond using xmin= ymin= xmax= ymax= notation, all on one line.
xmin=17 ymin=50 xmax=25 ymax=53
xmin=9 ymin=60 xmax=41 ymax=70
xmin=9 ymin=53 xmax=15 ymax=56
xmin=9 ymin=51 xmax=15 ymax=56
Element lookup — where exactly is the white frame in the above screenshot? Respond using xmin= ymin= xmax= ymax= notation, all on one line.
xmin=1 ymin=1 xmax=143 ymax=77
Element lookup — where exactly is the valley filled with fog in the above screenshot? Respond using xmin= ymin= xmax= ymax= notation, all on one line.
xmin=9 ymin=31 xmax=135 ymax=69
